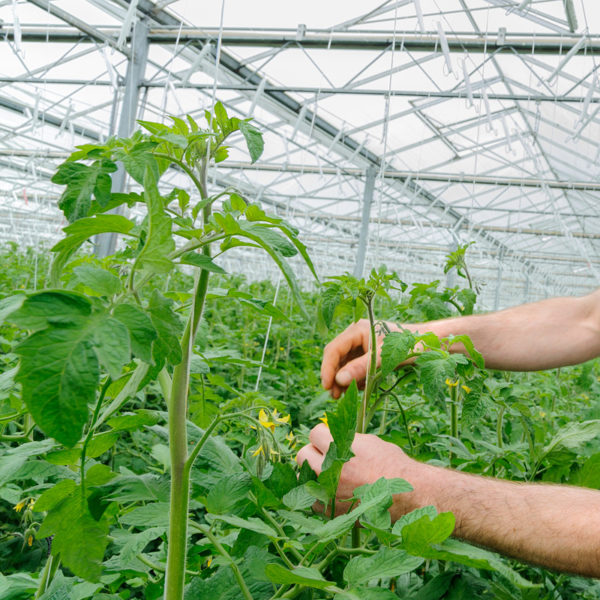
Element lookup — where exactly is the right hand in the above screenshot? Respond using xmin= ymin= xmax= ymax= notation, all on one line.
xmin=321 ymin=319 xmax=401 ymax=398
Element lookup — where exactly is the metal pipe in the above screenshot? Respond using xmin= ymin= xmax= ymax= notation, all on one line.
xmin=9 ymin=26 xmax=600 ymax=54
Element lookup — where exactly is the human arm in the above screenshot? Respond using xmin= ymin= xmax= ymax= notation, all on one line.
xmin=321 ymin=289 xmax=600 ymax=397
xmin=297 ymin=424 xmax=600 ymax=577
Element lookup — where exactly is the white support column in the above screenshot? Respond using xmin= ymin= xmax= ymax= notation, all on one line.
xmin=96 ymin=19 xmax=149 ymax=258
xmin=353 ymin=167 xmax=376 ymax=279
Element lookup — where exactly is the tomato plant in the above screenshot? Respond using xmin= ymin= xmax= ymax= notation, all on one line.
xmin=1 ymin=111 xmax=600 ymax=599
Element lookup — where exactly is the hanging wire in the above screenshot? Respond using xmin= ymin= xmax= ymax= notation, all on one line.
xmin=255 ymin=274 xmax=282 ymax=392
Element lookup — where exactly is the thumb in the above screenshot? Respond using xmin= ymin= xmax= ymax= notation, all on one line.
xmin=335 ymin=353 xmax=370 ymax=387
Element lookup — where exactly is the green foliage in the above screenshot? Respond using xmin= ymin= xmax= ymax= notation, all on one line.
xmin=2 ymin=122 xmax=600 ymax=598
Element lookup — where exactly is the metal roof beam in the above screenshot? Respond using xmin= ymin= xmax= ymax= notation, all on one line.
xmin=10 ymin=26 xmax=600 ymax=54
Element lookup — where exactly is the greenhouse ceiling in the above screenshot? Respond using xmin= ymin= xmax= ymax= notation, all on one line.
xmin=0 ymin=0 xmax=599 ymax=310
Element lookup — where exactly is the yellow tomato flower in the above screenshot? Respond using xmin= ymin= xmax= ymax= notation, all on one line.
xmin=27 ymin=535 xmax=33 ymax=547
xmin=445 ymin=378 xmax=459 ymax=387
xmin=258 ymin=409 xmax=276 ymax=432
xmin=539 ymin=410 xmax=546 ymax=418
xmin=276 ymin=414 xmax=290 ymax=425
xmin=252 ymin=445 xmax=265 ymax=457
xmin=14 ymin=500 xmax=27 ymax=513
xmin=319 ymin=414 xmax=329 ymax=427
xmin=285 ymin=431 xmax=295 ymax=443
xmin=461 ymin=384 xmax=472 ymax=394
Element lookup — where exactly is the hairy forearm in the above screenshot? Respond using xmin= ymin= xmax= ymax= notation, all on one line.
xmin=402 ymin=464 xmax=600 ymax=577
xmin=409 ymin=289 xmax=600 ymax=371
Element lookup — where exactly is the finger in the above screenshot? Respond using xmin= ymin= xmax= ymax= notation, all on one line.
xmin=321 ymin=323 xmax=367 ymax=390
xmin=309 ymin=422 xmax=334 ymax=454
xmin=295 ymin=444 xmax=325 ymax=475
xmin=334 ymin=353 xmax=370 ymax=388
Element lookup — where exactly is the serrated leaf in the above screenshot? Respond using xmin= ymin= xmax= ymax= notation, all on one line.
xmin=343 ymin=547 xmax=424 ymax=586
xmin=416 ymin=351 xmax=463 ymax=401
xmin=319 ymin=285 xmax=343 ymax=329
xmin=34 ymin=479 xmax=77 ymax=512
xmin=381 ymin=330 xmax=416 ymax=377
xmin=120 ymin=502 xmax=170 ymax=527
xmin=327 ymin=380 xmax=358 ymax=461
xmin=93 ymin=317 xmax=131 ymax=379
xmin=399 ymin=510 xmax=455 ymax=555
xmin=213 ymin=514 xmax=278 ymax=538
xmin=265 ymin=565 xmax=334 ymax=590
xmin=13 ymin=292 xmax=131 ymax=446
xmin=72 ymin=265 xmax=122 ymax=297
xmin=52 ymin=159 xmax=117 ymax=222
xmin=107 ymin=410 xmax=160 ymax=431
xmin=354 ymin=477 xmax=413 ymax=529
xmin=180 ymin=252 xmax=226 ymax=273
xmin=50 ymin=215 xmax=136 ymax=285
xmin=238 ymin=120 xmax=264 ymax=163
xmin=203 ymin=472 xmax=252 ymax=514
xmin=112 ymin=303 xmax=157 ymax=364
xmin=282 ymin=485 xmax=318 ymax=511
xmin=148 ymin=290 xmax=183 ymax=367
xmin=136 ymin=167 xmax=175 ymax=275
xmin=37 ymin=492 xmax=109 ymax=582
xmin=446 ymin=334 xmax=484 ymax=368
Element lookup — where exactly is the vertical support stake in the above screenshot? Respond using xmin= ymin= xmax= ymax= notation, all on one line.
xmin=353 ymin=167 xmax=376 ymax=279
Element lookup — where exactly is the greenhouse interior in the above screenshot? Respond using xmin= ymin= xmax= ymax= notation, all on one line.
xmin=3 ymin=1 xmax=600 ymax=599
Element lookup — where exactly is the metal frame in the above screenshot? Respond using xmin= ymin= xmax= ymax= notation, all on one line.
xmin=0 ymin=0 xmax=599 ymax=309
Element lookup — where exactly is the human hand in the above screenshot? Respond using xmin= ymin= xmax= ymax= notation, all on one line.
xmin=321 ymin=319 xmax=402 ymax=398
xmin=296 ymin=423 xmax=424 ymax=518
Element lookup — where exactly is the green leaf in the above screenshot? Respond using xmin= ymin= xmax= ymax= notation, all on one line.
xmin=423 ymin=538 xmax=537 ymax=589
xmin=148 ymin=290 xmax=183 ymax=366
xmin=120 ymin=502 xmax=170 ymax=527
xmin=34 ymin=479 xmax=77 ymax=512
xmin=343 ymin=547 xmax=424 ymax=586
xmin=203 ymin=473 xmax=251 ymax=514
xmin=180 ymin=252 xmax=226 ymax=274
xmin=282 ymin=485 xmax=318 ymax=511
xmin=0 ymin=293 xmax=25 ymax=324
xmin=9 ymin=290 xmax=91 ymax=331
xmin=415 ymin=351 xmax=464 ymax=401
xmin=238 ymin=120 xmax=264 ymax=163
xmin=335 ymin=588 xmax=400 ymax=600
xmin=50 ymin=215 xmax=136 ymax=285
xmin=265 ymin=462 xmax=298 ymax=497
xmin=93 ymin=317 xmax=131 ymax=379
xmin=319 ymin=285 xmax=343 ymax=329
xmin=445 ymin=334 xmax=484 ymax=368
xmin=112 ymin=303 xmax=157 ymax=364
xmin=114 ymin=141 xmax=159 ymax=186
xmin=86 ymin=431 xmax=119 ymax=458
xmin=572 ymin=452 xmax=600 ymax=489
xmin=327 ymin=380 xmax=358 ymax=461
xmin=354 ymin=477 xmax=413 ymax=529
xmin=381 ymin=330 xmax=416 ymax=377
xmin=264 ymin=565 xmax=334 ymax=590
xmin=13 ymin=292 xmax=131 ymax=446
xmin=231 ymin=222 xmax=306 ymax=317
xmin=107 ymin=410 xmax=160 ymax=431
xmin=213 ymin=514 xmax=279 ymax=538
xmin=542 ymin=420 xmax=600 ymax=456
xmin=398 ymin=510 xmax=455 ymax=555
xmin=136 ymin=167 xmax=175 ymax=275
xmin=72 ymin=265 xmax=122 ymax=297
xmin=37 ymin=491 xmax=109 ymax=582
xmin=52 ymin=159 xmax=117 ymax=222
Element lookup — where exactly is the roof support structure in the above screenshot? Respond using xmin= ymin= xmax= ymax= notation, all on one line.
xmin=96 ymin=17 xmax=149 ymax=257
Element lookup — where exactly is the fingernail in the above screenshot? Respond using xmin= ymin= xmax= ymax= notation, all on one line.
xmin=336 ymin=370 xmax=351 ymax=386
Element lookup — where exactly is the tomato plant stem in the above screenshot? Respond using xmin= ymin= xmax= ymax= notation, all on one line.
xmin=449 ymin=385 xmax=459 ymax=465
